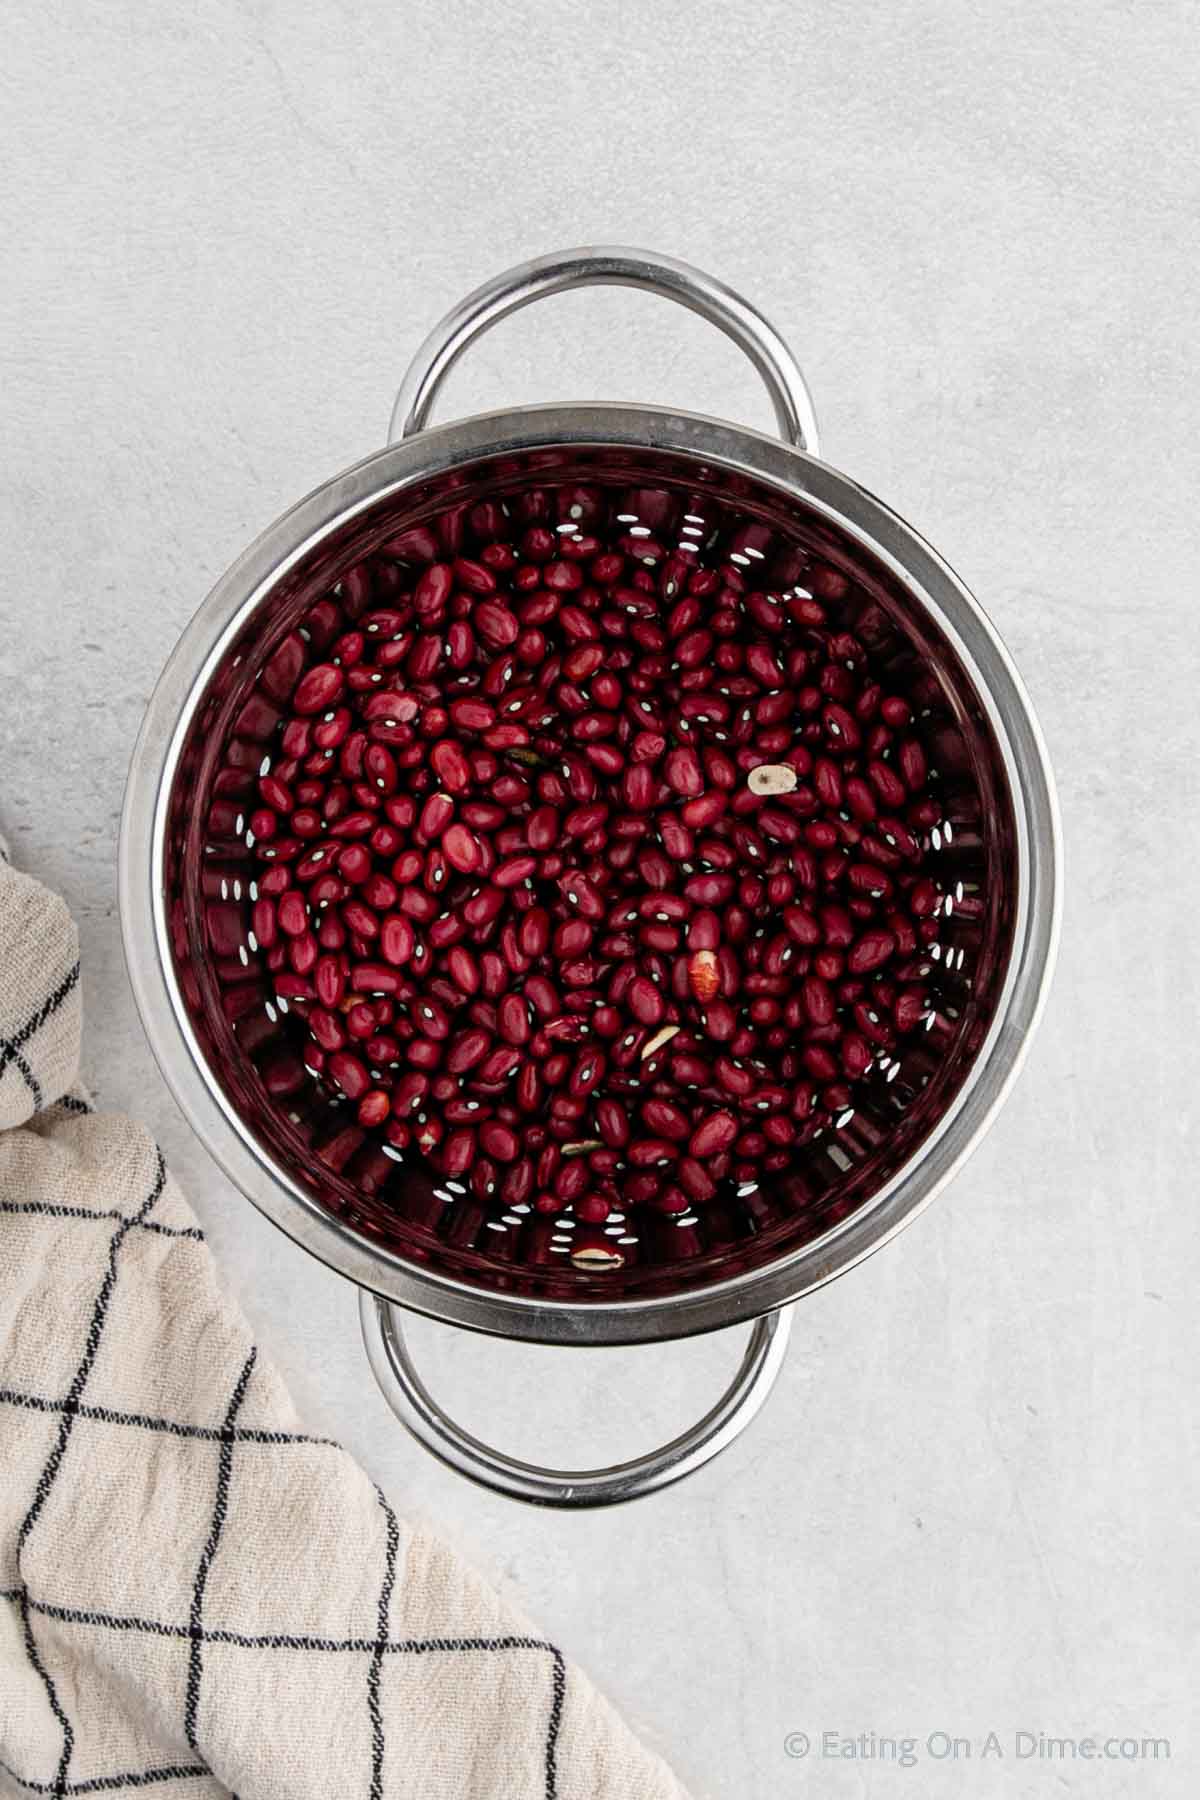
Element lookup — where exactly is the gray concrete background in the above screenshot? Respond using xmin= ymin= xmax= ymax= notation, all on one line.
xmin=2 ymin=2 xmax=1198 ymax=1794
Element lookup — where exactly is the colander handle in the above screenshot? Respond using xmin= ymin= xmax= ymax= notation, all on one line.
xmin=360 ymin=1292 xmax=792 ymax=1509
xmin=374 ymin=247 xmax=808 ymax=1506
xmin=389 ymin=245 xmax=820 ymax=453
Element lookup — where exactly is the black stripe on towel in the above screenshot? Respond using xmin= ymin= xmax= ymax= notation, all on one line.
xmin=367 ymin=1486 xmax=401 ymax=1800
xmin=15 ymin=1149 xmax=168 ymax=1796
xmin=0 ymin=1754 xmax=207 ymax=1794
xmin=0 ymin=961 xmax=82 ymax=1111
xmin=0 ymin=1387 xmax=336 ymax=1449
xmin=183 ymin=1348 xmax=257 ymax=1752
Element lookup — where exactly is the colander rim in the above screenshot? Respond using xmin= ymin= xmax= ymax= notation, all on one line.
xmin=118 ymin=401 xmax=1061 ymax=1345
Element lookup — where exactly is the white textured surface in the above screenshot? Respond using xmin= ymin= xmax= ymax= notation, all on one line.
xmin=2 ymin=3 xmax=1198 ymax=1794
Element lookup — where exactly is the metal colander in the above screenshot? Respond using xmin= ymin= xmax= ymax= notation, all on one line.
xmin=120 ymin=248 xmax=1060 ymax=1504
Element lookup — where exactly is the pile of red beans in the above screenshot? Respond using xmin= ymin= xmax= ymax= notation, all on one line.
xmin=226 ymin=483 xmax=956 ymax=1260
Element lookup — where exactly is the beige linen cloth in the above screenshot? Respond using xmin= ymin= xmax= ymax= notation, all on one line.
xmin=0 ymin=844 xmax=690 ymax=1800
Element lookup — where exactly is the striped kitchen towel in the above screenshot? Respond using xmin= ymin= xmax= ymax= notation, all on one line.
xmin=0 ymin=842 xmax=690 ymax=1800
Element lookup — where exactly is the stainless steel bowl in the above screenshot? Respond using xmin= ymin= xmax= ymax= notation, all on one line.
xmin=119 ymin=248 xmax=1060 ymax=1505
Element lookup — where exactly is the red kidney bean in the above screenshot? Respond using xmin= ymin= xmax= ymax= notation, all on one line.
xmin=328 ymin=1051 xmax=370 ymax=1100
xmin=630 ymin=729 xmax=665 ymax=763
xmin=389 ymin=1072 xmax=426 ymax=1119
xmin=846 ymin=861 xmax=892 ymax=900
xmin=664 ymin=746 xmax=704 ymax=796
xmin=308 ymin=1007 xmax=345 ymax=1052
xmin=680 ymin=791 xmax=726 ymax=830
xmin=417 ymin=792 xmax=453 ymax=841
xmin=450 ymin=556 xmax=493 ymax=596
xmin=489 ymin=854 xmax=532 ymax=888
xmin=867 ymin=758 xmax=907 ymax=807
xmin=558 ymin=870 xmax=604 ymax=918
xmin=683 ymin=910 xmax=717 ymax=953
xmin=908 ymin=878 xmax=937 ymax=917
xmin=477 ymin=1043 xmax=522 ymax=1084
xmin=746 ymin=643 xmax=785 ymax=688
xmin=428 ymin=739 xmax=470 ymax=793
xmin=441 ymin=823 xmax=481 ymax=874
xmin=894 ymin=988 xmax=926 ymax=1032
xmin=554 ymin=1160 xmax=589 ymax=1203
xmin=662 ymin=1050 xmax=705 ymax=1090
xmin=823 ymin=702 xmax=861 ymax=750
xmin=390 ymin=849 xmax=422 ymax=892
xmin=349 ymin=960 xmax=403 ymax=997
xmin=782 ymin=905 xmax=820 ymax=946
xmin=676 ymin=1156 xmax=715 ymax=1201
xmin=327 ymin=811 xmax=374 ymax=841
xmin=411 ymin=562 xmax=451 ymax=619
xmin=626 ymin=975 xmax=665 ymax=1026
xmin=459 ymin=885 xmax=502 ymax=929
xmin=812 ymin=757 xmax=842 ymax=808
xmin=442 ymin=1028 xmax=487 ymax=1074
xmin=287 ymin=929 xmax=318 ymax=974
xmin=440 ymin=945 xmax=477 ymax=996
xmin=517 ymin=907 xmax=550 ymax=958
xmin=898 ymin=739 xmax=927 ymax=789
xmin=362 ymin=872 xmax=397 ymax=911
xmin=259 ymin=774 xmax=294 ymax=816
xmin=715 ymin=1056 xmax=756 ymax=1097
xmin=379 ymin=913 xmax=414 ymax=966
xmin=820 ymin=903 xmax=854 ymax=948
xmin=354 ymin=1088 xmax=390 ymax=1129
xmin=342 ymin=898 xmax=380 ymax=939
xmin=276 ymin=889 xmax=308 ymax=937
xmin=802 ymin=976 xmax=835 ymax=1026
xmin=684 ymin=872 xmax=735 ymax=905
xmin=338 ymin=1008 xmax=370 ymax=1051
xmin=292 ymin=664 xmax=344 ymax=715
xmin=568 ymin=1050 xmax=605 ymax=1097
xmin=688 ymin=1110 xmax=738 ymax=1157
xmin=554 ymin=924 xmax=594 ymax=968
xmin=337 ymin=843 xmax=371 ymax=885
xmin=524 ymin=804 xmax=558 ymax=850
xmin=505 ymin=1058 xmax=540 ymax=1115
xmin=702 ymin=998 xmax=737 ymax=1041
xmin=441 ymin=1127 xmax=476 ymax=1176
xmin=497 ymin=993 xmax=531 ymax=1046
xmin=848 ymin=928 xmax=897 ymax=974
xmin=409 ymin=996 xmax=448 ymax=1039
xmin=521 ymin=975 xmax=558 ymax=1017
xmin=642 ymin=1098 xmax=690 ymax=1140
xmin=474 ymin=600 xmax=519 ymax=647
xmin=447 ymin=697 xmax=493 ymax=734
xmin=801 ymin=1044 xmax=839 ymax=1083
xmin=252 ymin=896 xmax=278 ymax=948
xmin=360 ymin=689 xmax=418 ymax=725
xmin=594 ymin=1098 xmax=629 ymax=1148
xmin=628 ymin=1138 xmax=680 ymax=1169
xmin=479 ymin=1120 xmax=518 ymax=1162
